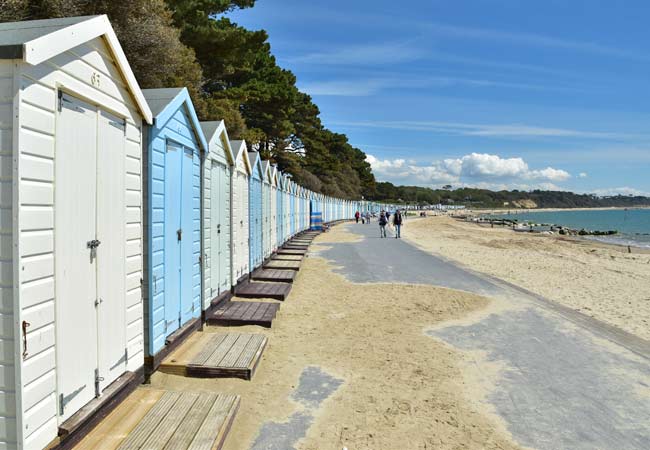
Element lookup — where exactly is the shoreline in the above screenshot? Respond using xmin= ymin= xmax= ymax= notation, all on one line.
xmin=404 ymin=216 xmax=650 ymax=341
xmin=465 ymin=205 xmax=650 ymax=214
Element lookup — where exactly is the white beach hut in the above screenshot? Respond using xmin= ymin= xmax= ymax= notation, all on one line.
xmin=270 ymin=165 xmax=278 ymax=253
xmin=201 ymin=121 xmax=235 ymax=307
xmin=0 ymin=15 xmax=152 ymax=449
xmin=231 ymin=140 xmax=251 ymax=283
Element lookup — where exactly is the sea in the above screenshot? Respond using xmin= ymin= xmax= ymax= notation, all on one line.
xmin=489 ymin=208 xmax=650 ymax=249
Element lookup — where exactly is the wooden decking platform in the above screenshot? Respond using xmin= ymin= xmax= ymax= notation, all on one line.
xmin=290 ymin=239 xmax=312 ymax=245
xmin=251 ymin=268 xmax=297 ymax=283
xmin=277 ymin=248 xmax=306 ymax=256
xmin=159 ymin=332 xmax=268 ymax=380
xmin=235 ymin=280 xmax=292 ymax=300
xmin=74 ymin=389 xmax=239 ymax=450
xmin=264 ymin=259 xmax=302 ymax=271
xmin=206 ymin=301 xmax=280 ymax=328
xmin=282 ymin=244 xmax=308 ymax=250
xmin=272 ymin=254 xmax=303 ymax=261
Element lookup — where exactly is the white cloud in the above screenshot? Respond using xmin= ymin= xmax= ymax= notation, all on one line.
xmin=425 ymin=23 xmax=650 ymax=61
xmin=578 ymin=172 xmax=588 ymax=178
xmin=334 ymin=120 xmax=636 ymax=140
xmin=366 ymin=152 xmax=572 ymax=189
xmin=287 ymin=41 xmax=423 ymax=66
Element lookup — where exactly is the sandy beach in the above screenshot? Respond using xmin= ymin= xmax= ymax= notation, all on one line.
xmin=142 ymin=225 xmax=523 ymax=450
xmin=403 ymin=216 xmax=650 ymax=341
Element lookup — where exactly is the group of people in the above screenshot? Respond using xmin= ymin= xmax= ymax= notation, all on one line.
xmin=354 ymin=209 xmax=404 ymax=238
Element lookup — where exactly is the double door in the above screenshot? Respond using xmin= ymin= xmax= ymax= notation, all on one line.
xmin=164 ymin=141 xmax=195 ymax=336
xmin=55 ymin=93 xmax=127 ymax=422
xmin=210 ymin=161 xmax=230 ymax=296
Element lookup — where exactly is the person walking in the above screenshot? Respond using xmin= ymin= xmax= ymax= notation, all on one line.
xmin=355 ymin=211 xmax=360 ymax=224
xmin=393 ymin=209 xmax=403 ymax=238
xmin=365 ymin=211 xmax=371 ymax=224
xmin=379 ymin=211 xmax=387 ymax=238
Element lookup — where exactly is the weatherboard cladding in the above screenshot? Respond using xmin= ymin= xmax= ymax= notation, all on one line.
xmin=0 ymin=17 xmax=149 ymax=449
xmin=143 ymin=88 xmax=203 ymax=357
xmin=201 ymin=121 xmax=234 ymax=308
xmin=270 ymin=166 xmax=278 ymax=253
xmin=231 ymin=141 xmax=250 ymax=281
xmin=248 ymin=152 xmax=264 ymax=270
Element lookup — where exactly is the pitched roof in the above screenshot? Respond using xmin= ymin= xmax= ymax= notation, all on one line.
xmin=0 ymin=15 xmax=152 ymax=123
xmin=200 ymin=120 xmax=234 ymax=165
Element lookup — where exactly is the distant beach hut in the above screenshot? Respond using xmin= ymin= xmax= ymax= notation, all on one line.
xmin=142 ymin=87 xmax=205 ymax=363
xmin=200 ymin=120 xmax=234 ymax=307
xmin=276 ymin=169 xmax=285 ymax=247
xmin=231 ymin=140 xmax=251 ymax=283
xmin=0 ymin=15 xmax=152 ymax=448
xmin=248 ymin=151 xmax=264 ymax=270
xmin=269 ymin=164 xmax=279 ymax=254
xmin=261 ymin=160 xmax=273 ymax=259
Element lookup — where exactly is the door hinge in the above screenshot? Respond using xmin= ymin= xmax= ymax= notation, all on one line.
xmin=94 ymin=368 xmax=104 ymax=397
xmin=94 ymin=298 xmax=103 ymax=307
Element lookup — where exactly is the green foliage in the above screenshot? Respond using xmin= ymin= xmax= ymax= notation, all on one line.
xmin=369 ymin=182 xmax=650 ymax=208
xmin=0 ymin=0 xmax=378 ymax=198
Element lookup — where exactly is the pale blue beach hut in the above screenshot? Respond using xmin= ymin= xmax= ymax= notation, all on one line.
xmin=248 ymin=151 xmax=264 ymax=270
xmin=142 ymin=88 xmax=206 ymax=359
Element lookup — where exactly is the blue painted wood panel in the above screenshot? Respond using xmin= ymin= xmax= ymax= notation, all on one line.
xmin=248 ymin=154 xmax=264 ymax=270
xmin=145 ymin=89 xmax=204 ymax=357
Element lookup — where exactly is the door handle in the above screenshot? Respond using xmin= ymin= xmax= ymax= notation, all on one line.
xmin=177 ymin=229 xmax=182 ymax=241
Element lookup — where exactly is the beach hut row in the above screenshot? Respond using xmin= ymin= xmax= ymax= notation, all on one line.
xmin=0 ymin=15 xmax=392 ymax=449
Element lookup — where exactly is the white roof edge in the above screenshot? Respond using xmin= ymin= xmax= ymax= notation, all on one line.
xmin=24 ymin=15 xmax=152 ymax=124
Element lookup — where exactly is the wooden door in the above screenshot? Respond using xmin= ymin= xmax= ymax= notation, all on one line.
xmin=164 ymin=141 xmax=182 ymax=335
xmin=55 ymin=93 xmax=98 ymax=421
xmin=96 ymin=110 xmax=126 ymax=392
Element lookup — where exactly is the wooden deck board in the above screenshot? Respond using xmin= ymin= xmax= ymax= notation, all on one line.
xmin=206 ymin=301 xmax=280 ymax=327
xmin=75 ymin=389 xmax=239 ymax=450
xmin=264 ymin=260 xmax=301 ymax=271
xmin=171 ymin=332 xmax=269 ymax=380
xmin=276 ymin=248 xmax=306 ymax=256
xmin=272 ymin=254 xmax=303 ymax=261
xmin=251 ymin=268 xmax=296 ymax=283
xmin=188 ymin=394 xmax=239 ymax=450
xmin=235 ymin=281 xmax=292 ymax=300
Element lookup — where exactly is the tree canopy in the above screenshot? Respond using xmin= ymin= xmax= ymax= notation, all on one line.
xmin=0 ymin=0 xmax=376 ymax=199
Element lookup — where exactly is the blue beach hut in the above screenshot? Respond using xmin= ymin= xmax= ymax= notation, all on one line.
xmin=142 ymin=88 xmax=206 ymax=361
xmin=248 ymin=151 xmax=264 ymax=270
xmin=289 ymin=179 xmax=296 ymax=236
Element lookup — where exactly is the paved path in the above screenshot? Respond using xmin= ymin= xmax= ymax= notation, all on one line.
xmin=316 ymin=222 xmax=650 ymax=450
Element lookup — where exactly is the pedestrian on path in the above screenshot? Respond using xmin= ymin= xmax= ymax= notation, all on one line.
xmin=393 ymin=209 xmax=403 ymax=238
xmin=355 ymin=211 xmax=360 ymax=223
xmin=379 ymin=211 xmax=387 ymax=238
xmin=365 ymin=211 xmax=371 ymax=224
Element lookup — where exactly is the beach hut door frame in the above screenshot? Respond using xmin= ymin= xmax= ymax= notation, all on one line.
xmin=55 ymin=92 xmax=128 ymax=422
xmin=164 ymin=140 xmax=195 ymax=335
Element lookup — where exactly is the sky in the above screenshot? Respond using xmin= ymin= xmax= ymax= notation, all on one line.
xmin=229 ymin=1 xmax=650 ymax=195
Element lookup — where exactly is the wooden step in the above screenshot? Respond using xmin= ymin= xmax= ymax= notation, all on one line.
xmin=206 ymin=301 xmax=280 ymax=328
xmin=272 ymin=254 xmax=303 ymax=261
xmin=263 ymin=259 xmax=301 ymax=271
xmin=251 ymin=268 xmax=297 ymax=283
xmin=235 ymin=280 xmax=292 ymax=300
xmin=187 ymin=333 xmax=268 ymax=379
xmin=74 ymin=389 xmax=239 ymax=450
xmin=276 ymin=248 xmax=306 ymax=256
xmin=159 ymin=332 xmax=268 ymax=380
xmin=282 ymin=244 xmax=308 ymax=250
